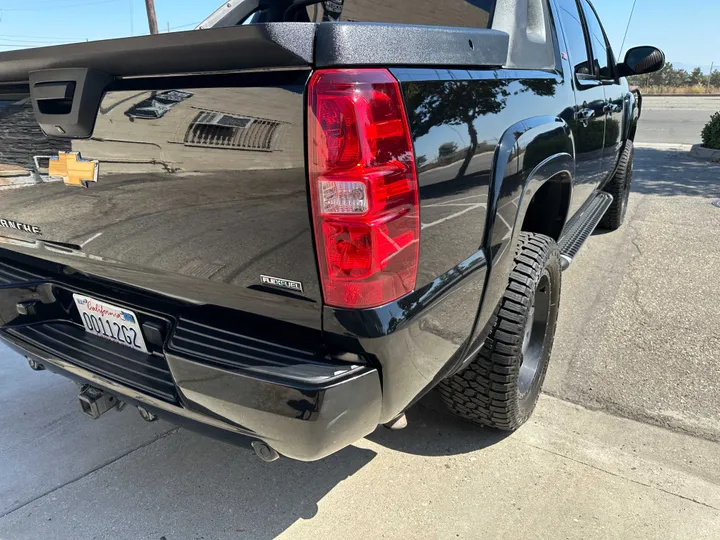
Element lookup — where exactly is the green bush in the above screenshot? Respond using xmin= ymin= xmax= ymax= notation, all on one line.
xmin=701 ymin=112 xmax=720 ymax=149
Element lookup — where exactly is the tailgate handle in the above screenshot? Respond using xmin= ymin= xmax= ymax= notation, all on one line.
xmin=29 ymin=68 xmax=113 ymax=139
xmin=33 ymin=81 xmax=76 ymax=102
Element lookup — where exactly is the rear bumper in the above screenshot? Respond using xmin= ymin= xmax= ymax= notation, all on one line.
xmin=2 ymin=329 xmax=381 ymax=461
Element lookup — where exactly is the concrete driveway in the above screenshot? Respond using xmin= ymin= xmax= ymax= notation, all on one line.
xmin=1 ymin=99 xmax=719 ymax=539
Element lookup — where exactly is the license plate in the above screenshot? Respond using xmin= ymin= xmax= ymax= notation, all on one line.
xmin=73 ymin=294 xmax=148 ymax=353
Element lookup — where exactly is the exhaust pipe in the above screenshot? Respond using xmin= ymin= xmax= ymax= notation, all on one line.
xmin=251 ymin=441 xmax=280 ymax=462
xmin=78 ymin=385 xmax=121 ymax=419
xmin=137 ymin=406 xmax=158 ymax=422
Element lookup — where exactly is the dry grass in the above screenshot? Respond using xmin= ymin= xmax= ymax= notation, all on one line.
xmin=631 ymin=85 xmax=720 ymax=95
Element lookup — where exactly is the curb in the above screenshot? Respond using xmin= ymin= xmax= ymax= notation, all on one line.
xmin=642 ymin=94 xmax=720 ymax=98
xmin=634 ymin=143 xmax=693 ymax=151
xmin=690 ymin=144 xmax=720 ymax=162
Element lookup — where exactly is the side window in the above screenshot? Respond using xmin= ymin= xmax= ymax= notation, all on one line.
xmin=329 ymin=0 xmax=495 ymax=28
xmin=580 ymin=0 xmax=613 ymax=80
xmin=555 ymin=0 xmax=592 ymax=77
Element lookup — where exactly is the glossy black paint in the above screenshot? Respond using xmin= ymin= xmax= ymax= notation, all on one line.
xmin=0 ymin=70 xmax=325 ymax=331
xmin=0 ymin=273 xmax=382 ymax=461
xmin=321 ymin=32 xmax=642 ymax=421
xmin=0 ymin=0 xmax=653 ymax=459
xmin=323 ymin=69 xmax=578 ymax=421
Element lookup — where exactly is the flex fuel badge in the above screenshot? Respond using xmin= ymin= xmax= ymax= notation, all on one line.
xmin=261 ymin=275 xmax=303 ymax=293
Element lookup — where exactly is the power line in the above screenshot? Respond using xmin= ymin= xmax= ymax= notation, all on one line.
xmin=0 ymin=36 xmax=78 ymax=44
xmin=0 ymin=0 xmax=124 ymax=12
xmin=619 ymin=0 xmax=638 ymax=56
xmin=0 ymin=33 xmax=76 ymax=40
xmin=169 ymin=21 xmax=201 ymax=31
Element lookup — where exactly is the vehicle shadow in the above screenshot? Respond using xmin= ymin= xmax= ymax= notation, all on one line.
xmin=591 ymin=146 xmax=717 ymax=238
xmin=11 ymin=423 xmax=378 ymax=540
xmin=632 ymin=147 xmax=720 ymax=198
xmin=1 ymin=388 xmax=510 ymax=540
xmin=367 ymin=392 xmax=511 ymax=456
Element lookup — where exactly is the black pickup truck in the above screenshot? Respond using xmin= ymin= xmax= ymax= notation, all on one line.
xmin=0 ymin=0 xmax=663 ymax=461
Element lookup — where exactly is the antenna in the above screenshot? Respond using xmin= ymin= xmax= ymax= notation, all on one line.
xmin=619 ymin=0 xmax=638 ymax=56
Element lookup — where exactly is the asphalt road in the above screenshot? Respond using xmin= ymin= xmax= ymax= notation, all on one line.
xmin=1 ymin=98 xmax=719 ymax=539
xmin=635 ymin=96 xmax=720 ymax=145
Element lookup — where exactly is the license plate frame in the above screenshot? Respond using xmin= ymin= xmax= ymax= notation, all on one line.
xmin=73 ymin=294 xmax=149 ymax=353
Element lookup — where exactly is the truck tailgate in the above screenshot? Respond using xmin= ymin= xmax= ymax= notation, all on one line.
xmin=0 ymin=26 xmax=321 ymax=329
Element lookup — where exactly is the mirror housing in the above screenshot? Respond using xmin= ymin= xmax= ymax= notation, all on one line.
xmin=617 ymin=46 xmax=666 ymax=78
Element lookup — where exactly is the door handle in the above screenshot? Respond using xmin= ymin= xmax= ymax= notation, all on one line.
xmin=575 ymin=107 xmax=595 ymax=128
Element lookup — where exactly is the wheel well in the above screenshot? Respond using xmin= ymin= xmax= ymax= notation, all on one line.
xmin=520 ymin=173 xmax=571 ymax=241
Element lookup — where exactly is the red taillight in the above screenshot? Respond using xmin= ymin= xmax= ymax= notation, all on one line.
xmin=308 ymin=69 xmax=420 ymax=309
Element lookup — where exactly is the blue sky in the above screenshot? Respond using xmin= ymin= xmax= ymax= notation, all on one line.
xmin=0 ymin=0 xmax=716 ymax=69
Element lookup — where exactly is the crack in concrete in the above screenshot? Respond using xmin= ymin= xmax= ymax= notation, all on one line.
xmin=0 ymin=427 xmax=179 ymax=520
xmin=543 ymin=389 xmax=720 ymax=444
xmin=520 ymin=440 xmax=720 ymax=512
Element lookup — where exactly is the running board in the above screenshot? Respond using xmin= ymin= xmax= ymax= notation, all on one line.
xmin=558 ymin=191 xmax=613 ymax=270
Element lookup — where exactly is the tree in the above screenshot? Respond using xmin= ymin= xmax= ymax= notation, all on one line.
xmin=690 ymin=67 xmax=706 ymax=86
xmin=710 ymin=70 xmax=720 ymax=87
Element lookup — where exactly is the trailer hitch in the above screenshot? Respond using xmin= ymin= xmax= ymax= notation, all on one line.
xmin=78 ymin=385 xmax=123 ymax=419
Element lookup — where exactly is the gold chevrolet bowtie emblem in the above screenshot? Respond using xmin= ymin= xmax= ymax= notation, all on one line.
xmin=48 ymin=152 xmax=99 ymax=188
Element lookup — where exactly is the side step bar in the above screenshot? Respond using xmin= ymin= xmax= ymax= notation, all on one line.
xmin=558 ymin=191 xmax=613 ymax=270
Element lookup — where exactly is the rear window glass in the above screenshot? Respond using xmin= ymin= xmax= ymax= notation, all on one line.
xmin=329 ymin=0 xmax=495 ymax=28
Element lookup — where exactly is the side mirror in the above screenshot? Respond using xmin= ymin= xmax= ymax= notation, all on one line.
xmin=618 ymin=46 xmax=665 ymax=77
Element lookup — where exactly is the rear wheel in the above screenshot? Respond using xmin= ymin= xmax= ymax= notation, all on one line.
xmin=437 ymin=233 xmax=561 ymax=430
xmin=600 ymin=141 xmax=634 ymax=230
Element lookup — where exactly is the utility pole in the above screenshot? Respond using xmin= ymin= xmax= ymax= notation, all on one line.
xmin=707 ymin=62 xmax=714 ymax=94
xmin=144 ymin=0 xmax=158 ymax=35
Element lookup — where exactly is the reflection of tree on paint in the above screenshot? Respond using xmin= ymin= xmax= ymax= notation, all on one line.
xmin=604 ymin=118 xmax=620 ymax=149
xmin=438 ymin=141 xmax=459 ymax=163
xmin=516 ymin=78 xmax=558 ymax=98
xmin=404 ymin=78 xmax=559 ymax=180
xmin=404 ymin=80 xmax=510 ymax=179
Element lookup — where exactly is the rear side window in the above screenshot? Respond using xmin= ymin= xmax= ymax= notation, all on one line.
xmin=580 ymin=0 xmax=613 ymax=79
xmin=313 ymin=0 xmax=495 ymax=28
xmin=555 ymin=0 xmax=591 ymax=76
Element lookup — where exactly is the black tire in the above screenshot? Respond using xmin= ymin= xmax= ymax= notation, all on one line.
xmin=437 ymin=233 xmax=561 ymax=431
xmin=600 ymin=141 xmax=634 ymax=230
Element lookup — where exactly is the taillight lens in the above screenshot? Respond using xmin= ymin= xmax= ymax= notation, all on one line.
xmin=308 ymin=69 xmax=419 ymax=309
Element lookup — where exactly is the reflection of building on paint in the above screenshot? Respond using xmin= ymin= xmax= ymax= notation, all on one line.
xmin=184 ymin=110 xmax=286 ymax=151
xmin=125 ymin=90 xmax=193 ymax=119
xmin=314 ymin=0 xmax=493 ymax=28
xmin=75 ymin=87 xmax=301 ymax=175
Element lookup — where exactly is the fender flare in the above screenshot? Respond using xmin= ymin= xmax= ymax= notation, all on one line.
xmin=626 ymin=90 xmax=640 ymax=141
xmin=458 ymin=115 xmax=574 ymax=366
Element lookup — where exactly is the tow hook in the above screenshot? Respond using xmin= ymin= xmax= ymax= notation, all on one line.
xmin=78 ymin=385 xmax=122 ymax=419
xmin=26 ymin=357 xmax=45 ymax=371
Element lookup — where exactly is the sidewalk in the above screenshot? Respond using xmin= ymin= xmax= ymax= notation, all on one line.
xmin=1 ymin=380 xmax=718 ymax=539
xmin=280 ymin=395 xmax=720 ymax=540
